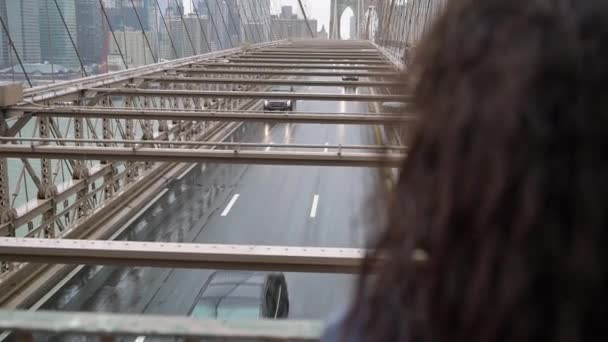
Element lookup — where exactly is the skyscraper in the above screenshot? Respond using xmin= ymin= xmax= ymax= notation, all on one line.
xmin=76 ymin=0 xmax=104 ymax=65
xmin=0 ymin=0 xmax=41 ymax=68
xmin=39 ymin=0 xmax=79 ymax=69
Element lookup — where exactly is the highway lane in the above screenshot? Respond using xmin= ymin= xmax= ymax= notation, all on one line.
xmin=41 ymin=80 xmax=387 ymax=325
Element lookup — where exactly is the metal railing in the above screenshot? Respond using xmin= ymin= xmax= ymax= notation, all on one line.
xmin=0 ymin=310 xmax=324 ymax=341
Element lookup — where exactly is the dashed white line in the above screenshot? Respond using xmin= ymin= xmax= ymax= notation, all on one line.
xmin=310 ymin=194 xmax=320 ymax=218
xmin=135 ymin=336 xmax=146 ymax=342
xmin=221 ymin=194 xmax=240 ymax=216
xmin=265 ymin=142 xmax=274 ymax=152
xmin=177 ymin=164 xmax=197 ymax=180
xmin=324 ymin=142 xmax=329 ymax=153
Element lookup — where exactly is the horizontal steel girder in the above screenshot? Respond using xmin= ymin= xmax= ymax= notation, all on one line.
xmin=23 ymin=40 xmax=288 ymax=103
xmin=16 ymin=107 xmax=412 ymax=124
xmin=225 ymin=58 xmax=390 ymax=65
xmin=171 ymin=68 xmax=397 ymax=77
xmin=196 ymin=63 xmax=392 ymax=70
xmin=0 ymin=310 xmax=324 ymax=340
xmin=141 ymin=76 xmax=402 ymax=87
xmin=0 ymin=238 xmax=365 ymax=274
xmin=0 ymin=145 xmax=406 ymax=167
xmin=88 ymin=88 xmax=407 ymax=102
xmin=236 ymin=54 xmax=385 ymax=60
xmin=0 ymin=138 xmax=407 ymax=151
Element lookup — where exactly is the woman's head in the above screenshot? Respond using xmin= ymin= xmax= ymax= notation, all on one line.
xmin=354 ymin=0 xmax=608 ymax=341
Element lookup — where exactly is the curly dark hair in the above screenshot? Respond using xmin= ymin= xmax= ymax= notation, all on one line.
xmin=349 ymin=0 xmax=608 ymax=341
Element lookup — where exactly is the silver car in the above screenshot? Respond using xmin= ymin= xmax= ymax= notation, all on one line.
xmin=264 ymin=85 xmax=295 ymax=111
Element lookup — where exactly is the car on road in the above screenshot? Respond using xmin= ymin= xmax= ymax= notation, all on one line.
xmin=341 ymin=75 xmax=360 ymax=81
xmin=189 ymin=271 xmax=289 ymax=320
xmin=264 ymin=85 xmax=295 ymax=111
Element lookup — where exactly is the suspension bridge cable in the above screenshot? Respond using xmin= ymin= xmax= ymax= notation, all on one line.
xmin=154 ymin=0 xmax=180 ymax=59
xmin=204 ymin=0 xmax=225 ymax=50
xmin=223 ymin=0 xmax=245 ymax=45
xmin=297 ymin=0 xmax=315 ymax=38
xmin=241 ymin=0 xmax=262 ymax=43
xmin=234 ymin=2 xmax=254 ymax=44
xmin=252 ymin=2 xmax=266 ymax=43
xmin=99 ymin=0 xmax=128 ymax=69
xmin=52 ymin=0 xmax=88 ymax=77
xmin=129 ymin=0 xmax=158 ymax=63
xmin=190 ymin=0 xmax=213 ymax=52
xmin=174 ymin=0 xmax=197 ymax=55
xmin=214 ymin=0 xmax=237 ymax=48
xmin=0 ymin=14 xmax=32 ymax=87
xmin=239 ymin=0 xmax=258 ymax=43
xmin=245 ymin=0 xmax=262 ymax=43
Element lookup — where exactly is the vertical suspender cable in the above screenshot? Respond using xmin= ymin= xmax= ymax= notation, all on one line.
xmin=0 ymin=15 xmax=32 ymax=87
xmin=190 ymin=0 xmax=213 ymax=52
xmin=241 ymin=0 xmax=261 ymax=43
xmin=99 ymin=0 xmax=128 ymax=69
xmin=53 ymin=0 xmax=88 ymax=77
xmin=223 ymin=0 xmax=244 ymax=45
xmin=204 ymin=0 xmax=226 ymax=50
xmin=129 ymin=0 xmax=158 ymax=62
xmin=234 ymin=2 xmax=253 ymax=43
xmin=249 ymin=0 xmax=271 ymax=42
xmin=154 ymin=0 xmax=180 ymax=59
xmin=297 ymin=0 xmax=315 ymax=38
xmin=215 ymin=0 xmax=236 ymax=47
xmin=174 ymin=0 xmax=197 ymax=55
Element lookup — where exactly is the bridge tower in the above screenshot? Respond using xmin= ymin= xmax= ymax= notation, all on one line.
xmin=329 ymin=0 xmax=368 ymax=40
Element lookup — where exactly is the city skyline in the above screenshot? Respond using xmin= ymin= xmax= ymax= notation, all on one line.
xmin=0 ymin=0 xmax=331 ymax=77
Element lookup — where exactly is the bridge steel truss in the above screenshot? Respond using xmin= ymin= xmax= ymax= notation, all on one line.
xmin=0 ymin=39 xmax=407 ymax=340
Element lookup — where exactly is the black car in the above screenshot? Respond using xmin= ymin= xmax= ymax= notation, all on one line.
xmin=189 ymin=271 xmax=289 ymax=320
xmin=263 ymin=85 xmax=295 ymax=111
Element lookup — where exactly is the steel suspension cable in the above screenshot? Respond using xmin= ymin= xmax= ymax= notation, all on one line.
xmin=223 ymin=0 xmax=244 ymax=45
xmin=297 ymin=0 xmax=315 ymax=38
xmin=204 ymin=0 xmax=226 ymax=50
xmin=129 ymin=0 xmax=158 ymax=63
xmin=241 ymin=0 xmax=263 ymax=43
xmin=214 ymin=0 xmax=237 ymax=48
xmin=234 ymin=2 xmax=253 ymax=43
xmin=52 ymin=0 xmax=88 ymax=77
xmin=174 ymin=0 xmax=197 ymax=55
xmin=154 ymin=0 xmax=179 ymax=59
xmin=190 ymin=0 xmax=213 ymax=52
xmin=250 ymin=0 xmax=272 ymax=42
xmin=99 ymin=0 xmax=128 ymax=69
xmin=0 ymin=14 xmax=32 ymax=87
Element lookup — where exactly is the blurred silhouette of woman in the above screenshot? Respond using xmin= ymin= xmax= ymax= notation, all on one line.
xmin=324 ymin=0 xmax=608 ymax=340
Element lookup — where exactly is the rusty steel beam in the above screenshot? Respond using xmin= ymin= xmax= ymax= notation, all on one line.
xmin=170 ymin=68 xmax=397 ymax=77
xmin=13 ymin=107 xmax=412 ymax=124
xmin=87 ymin=88 xmax=407 ymax=102
xmin=140 ymin=76 xmax=401 ymax=87
xmin=0 ymin=238 xmax=365 ymax=274
xmin=0 ymin=145 xmax=405 ymax=167
xmin=0 ymin=310 xmax=324 ymax=340
xmin=236 ymin=54 xmax=384 ymax=60
xmin=224 ymin=58 xmax=390 ymax=65
xmin=195 ymin=63 xmax=392 ymax=70
xmin=0 ymin=138 xmax=407 ymax=151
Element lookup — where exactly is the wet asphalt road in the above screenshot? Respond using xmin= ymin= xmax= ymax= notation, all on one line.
xmin=42 ymin=79 xmax=387 ymax=325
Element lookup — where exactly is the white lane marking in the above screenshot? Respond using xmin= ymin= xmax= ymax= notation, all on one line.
xmin=265 ymin=142 xmax=274 ymax=152
xmin=135 ymin=337 xmax=146 ymax=342
xmin=221 ymin=194 xmax=240 ymax=216
xmin=324 ymin=142 xmax=329 ymax=153
xmin=177 ymin=164 xmax=197 ymax=180
xmin=310 ymin=195 xmax=320 ymax=218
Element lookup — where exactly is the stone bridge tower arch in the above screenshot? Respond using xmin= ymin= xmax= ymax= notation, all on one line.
xmin=329 ymin=0 xmax=367 ymax=40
